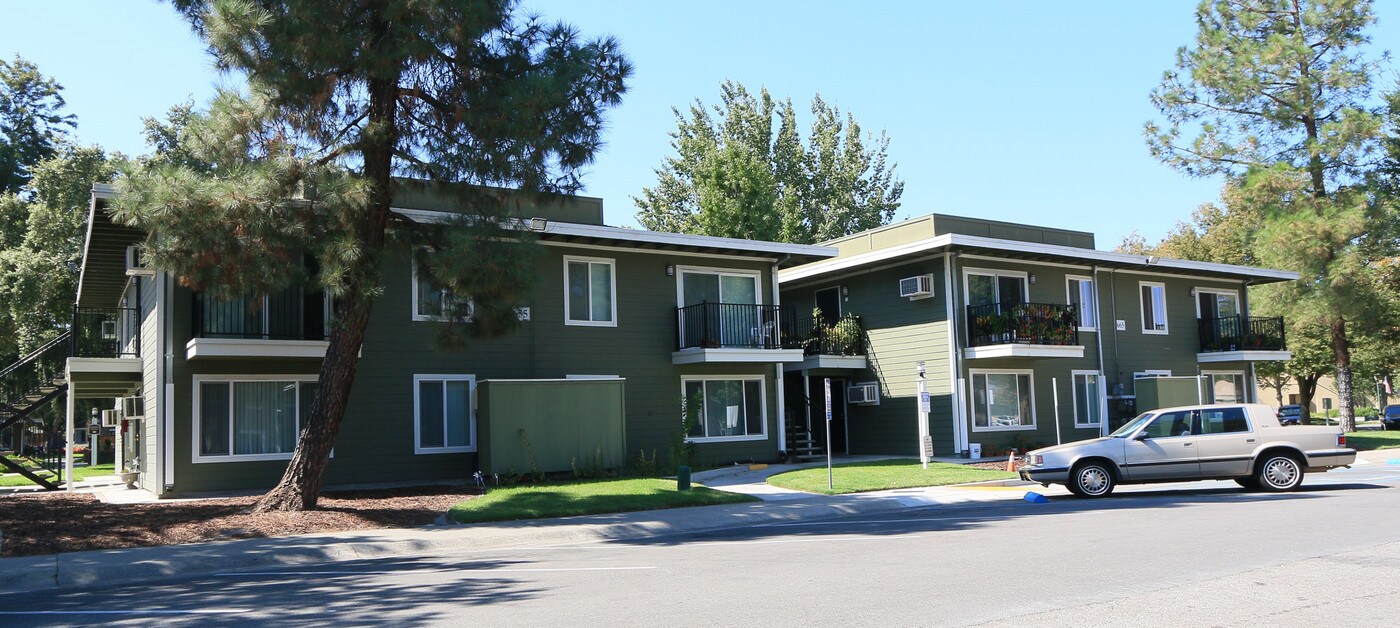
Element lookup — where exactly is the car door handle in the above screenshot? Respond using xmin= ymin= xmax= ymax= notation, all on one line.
xmin=1182 ymin=442 xmax=1194 ymax=447
xmin=1246 ymin=438 xmax=1256 ymax=443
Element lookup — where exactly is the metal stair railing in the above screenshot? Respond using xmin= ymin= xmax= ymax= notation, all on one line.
xmin=1 ymin=332 xmax=73 ymax=490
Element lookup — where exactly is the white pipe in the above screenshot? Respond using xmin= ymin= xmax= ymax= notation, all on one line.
xmin=65 ymin=364 xmax=74 ymax=492
xmin=1052 ymin=377 xmax=1063 ymax=446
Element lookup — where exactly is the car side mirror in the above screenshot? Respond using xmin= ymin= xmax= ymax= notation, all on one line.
xmin=1133 ymin=432 xmax=1150 ymax=441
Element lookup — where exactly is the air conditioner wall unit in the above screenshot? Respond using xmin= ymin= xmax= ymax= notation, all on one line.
xmin=847 ymin=382 xmax=880 ymax=405
xmin=100 ymin=409 xmax=120 ymax=427
xmin=899 ymin=275 xmax=934 ymax=300
xmin=125 ymin=245 xmax=155 ymax=276
xmin=122 ymin=395 xmax=145 ymax=419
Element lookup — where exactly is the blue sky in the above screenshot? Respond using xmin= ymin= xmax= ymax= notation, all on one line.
xmin=4 ymin=1 xmax=1396 ymax=247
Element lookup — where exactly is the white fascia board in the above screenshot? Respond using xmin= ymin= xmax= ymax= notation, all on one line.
xmin=778 ymin=232 xmax=1299 ymax=284
xmin=963 ymin=344 xmax=1086 ymax=360
xmin=1197 ymin=350 xmax=1293 ymax=363
xmin=392 ymin=207 xmax=836 ymax=259
xmin=671 ymin=348 xmax=806 ymax=365
xmin=186 ymin=338 xmax=331 ymax=360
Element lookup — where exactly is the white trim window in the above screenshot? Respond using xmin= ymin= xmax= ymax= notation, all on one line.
xmin=1066 ymin=275 xmax=1097 ymax=331
xmin=412 ymin=258 xmax=472 ymax=322
xmin=1194 ymin=287 xmax=1240 ymax=320
xmin=963 ymin=268 xmax=1029 ymax=310
xmin=414 ymin=375 xmax=477 ymax=454
xmin=1071 ymin=370 xmax=1102 ymax=427
xmin=193 ymin=375 xmax=318 ymax=462
xmin=682 ymin=376 xmax=767 ymax=442
xmin=1204 ymin=371 xmax=1246 ymax=404
xmin=970 ymin=369 xmax=1035 ymax=431
xmin=1139 ymin=281 xmax=1168 ymax=334
xmin=564 ymin=256 xmax=617 ymax=327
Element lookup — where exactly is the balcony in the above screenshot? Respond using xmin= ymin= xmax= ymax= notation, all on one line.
xmin=187 ymin=288 xmax=331 ymax=360
xmin=964 ymin=302 xmax=1084 ymax=359
xmin=1197 ymin=315 xmax=1289 ymax=363
xmin=782 ymin=314 xmax=868 ymax=371
xmin=67 ymin=306 xmax=142 ymax=392
xmin=672 ymin=302 xmax=804 ymax=365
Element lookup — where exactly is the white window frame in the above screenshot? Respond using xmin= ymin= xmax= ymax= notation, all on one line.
xmin=968 ymin=368 xmax=1037 ymax=432
xmin=1203 ymin=370 xmax=1247 ymax=404
xmin=962 ymin=267 xmax=1030 ymax=309
xmin=191 ymin=374 xmax=319 ymax=463
xmin=1139 ymin=281 xmax=1169 ymax=335
xmin=1071 ymin=370 xmax=1103 ymax=428
xmin=1193 ymin=287 xmax=1241 ymax=319
xmin=413 ymin=374 xmax=478 ymax=454
xmin=680 ymin=375 xmax=769 ymax=443
xmin=565 ymin=374 xmax=621 ymax=380
xmin=813 ymin=286 xmax=842 ymax=319
xmin=411 ymin=255 xmax=472 ymax=322
xmin=563 ymin=255 xmax=618 ymax=327
xmin=1066 ymin=275 xmax=1097 ymax=331
xmin=674 ymin=265 xmax=765 ymax=307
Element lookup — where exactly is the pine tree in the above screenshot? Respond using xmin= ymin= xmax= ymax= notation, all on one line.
xmin=0 ymin=57 xmax=76 ymax=194
xmin=1145 ymin=0 xmax=1387 ymax=432
xmin=117 ymin=0 xmax=629 ymax=511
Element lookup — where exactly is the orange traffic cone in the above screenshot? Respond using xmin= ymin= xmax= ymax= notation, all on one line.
xmin=1006 ymin=450 xmax=1017 ymax=472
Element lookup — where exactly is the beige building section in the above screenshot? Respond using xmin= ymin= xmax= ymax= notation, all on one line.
xmin=1255 ymin=375 xmax=1341 ymax=412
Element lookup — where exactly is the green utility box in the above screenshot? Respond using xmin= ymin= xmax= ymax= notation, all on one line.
xmin=477 ymin=378 xmax=627 ymax=475
xmin=1135 ymin=376 xmax=1204 ymax=413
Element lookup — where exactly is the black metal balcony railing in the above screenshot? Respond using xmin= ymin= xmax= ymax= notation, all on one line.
xmin=966 ymin=302 xmax=1079 ymax=348
xmin=676 ymin=302 xmax=786 ymax=350
xmin=783 ymin=314 xmax=866 ymax=357
xmin=71 ymin=307 xmax=141 ymax=358
xmin=1198 ymin=316 xmax=1286 ymax=352
xmin=193 ymin=288 xmax=327 ymax=341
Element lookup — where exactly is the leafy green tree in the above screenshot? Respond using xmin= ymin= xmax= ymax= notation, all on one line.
xmin=116 ymin=0 xmax=629 ymax=512
xmin=0 ymin=57 xmax=77 ymax=195
xmin=636 ymin=81 xmax=903 ymax=244
xmin=0 ymin=145 xmax=119 ymax=361
xmin=1145 ymin=0 xmax=1388 ymax=431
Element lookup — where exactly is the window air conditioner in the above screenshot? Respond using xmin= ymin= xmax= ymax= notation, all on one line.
xmin=847 ymin=382 xmax=880 ymax=405
xmin=125 ymin=245 xmax=155 ymax=276
xmin=100 ymin=409 xmax=120 ymax=427
xmin=899 ymin=275 xmax=933 ymax=300
xmin=122 ymin=396 xmax=145 ymax=419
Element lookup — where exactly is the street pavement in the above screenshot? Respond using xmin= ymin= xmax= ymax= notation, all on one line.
xmin=1 ymin=457 xmax=1397 ymax=626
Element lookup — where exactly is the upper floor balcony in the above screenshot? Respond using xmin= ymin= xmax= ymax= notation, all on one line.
xmin=964 ymin=302 xmax=1084 ymax=359
xmin=672 ymin=302 xmax=804 ymax=365
xmin=782 ymin=313 xmax=867 ymax=371
xmin=186 ymin=288 xmax=331 ymax=360
xmin=1196 ymin=315 xmax=1289 ymax=363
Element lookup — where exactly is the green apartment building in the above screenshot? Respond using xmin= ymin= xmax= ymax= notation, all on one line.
xmin=778 ymin=214 xmax=1297 ymax=458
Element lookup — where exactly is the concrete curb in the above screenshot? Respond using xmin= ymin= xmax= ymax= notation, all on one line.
xmin=0 ymin=494 xmax=913 ymax=595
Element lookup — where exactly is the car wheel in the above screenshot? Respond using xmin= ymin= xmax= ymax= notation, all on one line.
xmin=1234 ymin=477 xmax=1259 ymax=490
xmin=1069 ymin=462 xmax=1115 ymax=498
xmin=1254 ymin=454 xmax=1304 ymax=492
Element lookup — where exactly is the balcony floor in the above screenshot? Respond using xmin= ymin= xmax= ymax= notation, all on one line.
xmin=1197 ymin=349 xmax=1291 ymax=363
xmin=671 ymin=347 xmax=805 ymax=365
xmin=963 ymin=344 xmax=1085 ymax=360
xmin=784 ymin=355 xmax=868 ymax=372
xmin=186 ymin=338 xmax=331 ymax=360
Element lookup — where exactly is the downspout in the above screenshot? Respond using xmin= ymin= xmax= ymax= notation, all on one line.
xmin=944 ymin=252 xmax=966 ymax=455
xmin=1092 ymin=266 xmax=1108 ymax=437
xmin=161 ymin=272 xmax=174 ymax=494
xmin=773 ymin=255 xmax=789 ymax=457
xmin=1243 ymin=279 xmax=1255 ymax=403
xmin=1109 ymin=267 xmax=1122 ymax=422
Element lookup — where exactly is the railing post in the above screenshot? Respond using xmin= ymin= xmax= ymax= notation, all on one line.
xmin=69 ymin=306 xmax=77 ymax=357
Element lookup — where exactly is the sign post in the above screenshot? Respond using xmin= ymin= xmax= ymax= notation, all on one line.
xmin=917 ymin=361 xmax=930 ymax=469
xmin=824 ymin=377 xmax=833 ymax=490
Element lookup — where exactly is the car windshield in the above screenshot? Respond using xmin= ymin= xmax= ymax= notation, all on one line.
xmin=1110 ymin=413 xmax=1155 ymax=438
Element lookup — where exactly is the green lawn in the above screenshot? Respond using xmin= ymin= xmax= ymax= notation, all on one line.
xmin=767 ymin=459 xmax=1016 ymax=495
xmin=447 ymin=477 xmax=757 ymax=524
xmin=1346 ymin=430 xmax=1400 ymax=451
xmin=0 ymin=463 xmax=115 ymax=487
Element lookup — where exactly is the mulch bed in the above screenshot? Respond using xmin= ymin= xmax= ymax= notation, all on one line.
xmin=0 ymin=485 xmax=479 ymax=558
xmin=965 ymin=460 xmax=1019 ymax=471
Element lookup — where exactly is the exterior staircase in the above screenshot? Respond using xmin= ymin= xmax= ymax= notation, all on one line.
xmin=0 ymin=333 xmax=72 ymax=490
xmin=784 ymin=405 xmax=825 ymax=461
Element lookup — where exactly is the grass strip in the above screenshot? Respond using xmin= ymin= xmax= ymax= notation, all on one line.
xmin=767 ymin=459 xmax=1016 ymax=495
xmin=448 ymin=477 xmax=756 ymax=524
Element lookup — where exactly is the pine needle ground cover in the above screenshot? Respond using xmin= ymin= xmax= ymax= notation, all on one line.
xmin=767 ymin=459 xmax=1016 ymax=495
xmin=447 ymin=478 xmax=756 ymax=524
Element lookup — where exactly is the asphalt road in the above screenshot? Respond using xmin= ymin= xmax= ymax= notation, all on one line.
xmin=3 ymin=461 xmax=1399 ymax=627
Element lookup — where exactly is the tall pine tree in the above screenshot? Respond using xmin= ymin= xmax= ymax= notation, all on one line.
xmin=117 ymin=0 xmax=629 ymax=511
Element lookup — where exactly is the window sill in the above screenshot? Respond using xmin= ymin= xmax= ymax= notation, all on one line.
xmin=565 ymin=319 xmax=617 ymax=328
xmin=192 ymin=453 xmax=294 ymax=464
xmin=685 ymin=434 xmax=768 ymax=444
xmin=1141 ymin=329 xmax=1169 ymax=336
xmin=970 ymin=424 xmax=1037 ymax=432
xmin=415 ymin=446 xmax=478 ymax=455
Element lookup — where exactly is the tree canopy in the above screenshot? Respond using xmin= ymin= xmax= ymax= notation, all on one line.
xmin=0 ymin=57 xmax=76 ymax=195
xmin=117 ymin=0 xmax=629 ymax=511
xmin=635 ymin=81 xmax=903 ymax=244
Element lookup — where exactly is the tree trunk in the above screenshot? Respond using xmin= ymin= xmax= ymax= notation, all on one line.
xmin=1329 ymin=318 xmax=1356 ymax=433
xmin=1296 ymin=375 xmax=1318 ymax=425
xmin=252 ymin=34 xmax=401 ymax=512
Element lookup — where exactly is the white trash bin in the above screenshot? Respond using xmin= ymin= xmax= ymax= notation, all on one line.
xmin=969 ymin=443 xmax=982 ymax=460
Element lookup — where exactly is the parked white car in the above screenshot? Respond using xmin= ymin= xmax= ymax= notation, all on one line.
xmin=1019 ymin=403 xmax=1355 ymax=497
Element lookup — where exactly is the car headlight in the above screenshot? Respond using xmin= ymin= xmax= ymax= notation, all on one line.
xmin=1025 ymin=454 xmax=1043 ymax=466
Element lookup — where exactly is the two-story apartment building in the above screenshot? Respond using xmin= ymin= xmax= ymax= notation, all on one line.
xmin=36 ymin=183 xmax=837 ymax=495
xmin=778 ymin=214 xmax=1298 ymax=458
